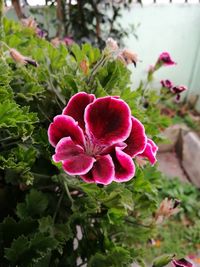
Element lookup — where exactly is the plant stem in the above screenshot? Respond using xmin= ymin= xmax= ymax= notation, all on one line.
xmin=87 ymin=54 xmax=110 ymax=85
xmin=32 ymin=172 xmax=52 ymax=179
xmin=53 ymin=190 xmax=64 ymax=222
xmin=63 ymin=178 xmax=74 ymax=205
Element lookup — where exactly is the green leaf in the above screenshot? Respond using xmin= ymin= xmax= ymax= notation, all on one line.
xmin=17 ymin=190 xmax=48 ymax=219
xmin=88 ymin=247 xmax=132 ymax=267
xmin=152 ymin=254 xmax=175 ymax=267
xmin=5 ymin=235 xmax=30 ymax=263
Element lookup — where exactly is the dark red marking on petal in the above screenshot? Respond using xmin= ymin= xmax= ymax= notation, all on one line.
xmin=85 ymin=96 xmax=131 ymax=146
xmin=62 ymin=92 xmax=95 ymax=130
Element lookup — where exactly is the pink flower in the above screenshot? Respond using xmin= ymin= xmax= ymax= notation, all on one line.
xmin=64 ymin=37 xmax=74 ymax=46
xmin=157 ymin=52 xmax=176 ymax=66
xmin=171 ymin=85 xmax=187 ymax=94
xmin=48 ymin=93 xmax=157 ymax=185
xmin=171 ymin=85 xmax=187 ymax=101
xmin=9 ymin=49 xmax=38 ymax=67
xmin=161 ymin=79 xmax=173 ymax=89
xmin=172 ymin=258 xmax=193 ymax=267
xmin=117 ymin=49 xmax=138 ymax=67
xmin=106 ymin=37 xmax=119 ymax=51
xmin=137 ymin=139 xmax=158 ymax=165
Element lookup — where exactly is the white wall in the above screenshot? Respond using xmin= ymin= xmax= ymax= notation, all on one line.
xmin=120 ymin=4 xmax=200 ymax=110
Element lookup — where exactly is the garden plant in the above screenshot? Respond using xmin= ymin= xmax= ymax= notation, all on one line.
xmin=0 ymin=5 xmax=199 ymax=266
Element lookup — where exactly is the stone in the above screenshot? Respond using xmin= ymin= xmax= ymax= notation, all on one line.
xmin=182 ymin=132 xmax=200 ymax=187
xmin=157 ymin=152 xmax=188 ymax=183
xmin=158 ymin=124 xmax=189 ymax=153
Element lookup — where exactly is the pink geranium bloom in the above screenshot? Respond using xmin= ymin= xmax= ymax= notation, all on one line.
xmin=160 ymin=79 xmax=173 ymax=89
xmin=157 ymin=52 xmax=176 ymax=66
xmin=172 ymin=258 xmax=193 ymax=267
xmin=48 ymin=92 xmax=157 ymax=185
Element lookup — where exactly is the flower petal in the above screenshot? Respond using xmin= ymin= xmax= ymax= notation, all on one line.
xmin=81 ymin=155 xmax=115 ymax=185
xmin=85 ymin=96 xmax=131 ymax=146
xmin=53 ymin=137 xmax=95 ymax=175
xmin=172 ymin=259 xmax=193 ymax=267
xmin=62 ymin=92 xmax=95 ymax=130
xmin=48 ymin=115 xmax=85 ymax=147
xmin=123 ymin=117 xmax=147 ymax=158
xmin=138 ymin=138 xmax=158 ymax=165
xmin=112 ymin=147 xmax=135 ymax=182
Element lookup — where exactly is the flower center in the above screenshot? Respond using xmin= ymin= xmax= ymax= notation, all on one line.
xmin=84 ymin=135 xmax=105 ymax=156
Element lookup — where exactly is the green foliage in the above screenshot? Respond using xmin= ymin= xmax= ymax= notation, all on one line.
xmin=148 ymin=176 xmax=200 ymax=259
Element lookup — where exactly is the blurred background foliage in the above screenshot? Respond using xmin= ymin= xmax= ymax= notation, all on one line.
xmin=4 ymin=0 xmax=137 ymax=47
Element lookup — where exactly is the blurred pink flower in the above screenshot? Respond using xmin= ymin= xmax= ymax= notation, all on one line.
xmin=106 ymin=37 xmax=119 ymax=51
xmin=157 ymin=52 xmax=176 ymax=66
xmin=9 ymin=48 xmax=38 ymax=67
xmin=64 ymin=37 xmax=74 ymax=46
xmin=171 ymin=85 xmax=187 ymax=101
xmin=117 ymin=49 xmax=138 ymax=67
xmin=161 ymin=79 xmax=174 ymax=89
xmin=48 ymin=92 xmax=157 ymax=185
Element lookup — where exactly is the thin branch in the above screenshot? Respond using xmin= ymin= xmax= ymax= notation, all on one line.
xmin=63 ymin=178 xmax=74 ymax=206
xmin=11 ymin=0 xmax=26 ymax=19
xmin=91 ymin=0 xmax=101 ymax=41
xmin=53 ymin=190 xmax=64 ymax=222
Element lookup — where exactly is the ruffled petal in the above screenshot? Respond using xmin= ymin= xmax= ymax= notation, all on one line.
xmin=123 ymin=117 xmax=147 ymax=158
xmin=112 ymin=147 xmax=135 ymax=182
xmin=172 ymin=259 xmax=193 ymax=267
xmin=53 ymin=137 xmax=95 ymax=175
xmin=48 ymin=115 xmax=85 ymax=147
xmin=85 ymin=96 xmax=131 ymax=146
xmin=138 ymin=138 xmax=158 ymax=165
xmin=63 ymin=92 xmax=95 ymax=130
xmin=81 ymin=155 xmax=115 ymax=185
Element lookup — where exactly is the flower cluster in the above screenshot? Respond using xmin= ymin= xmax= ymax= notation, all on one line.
xmin=48 ymin=92 xmax=158 ymax=185
xmin=161 ymin=79 xmax=187 ymax=101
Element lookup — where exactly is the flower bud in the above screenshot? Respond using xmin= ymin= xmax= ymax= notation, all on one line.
xmin=152 ymin=254 xmax=175 ymax=267
xmin=106 ymin=37 xmax=119 ymax=51
xmin=9 ymin=48 xmax=38 ymax=67
xmin=118 ymin=49 xmax=138 ymax=67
